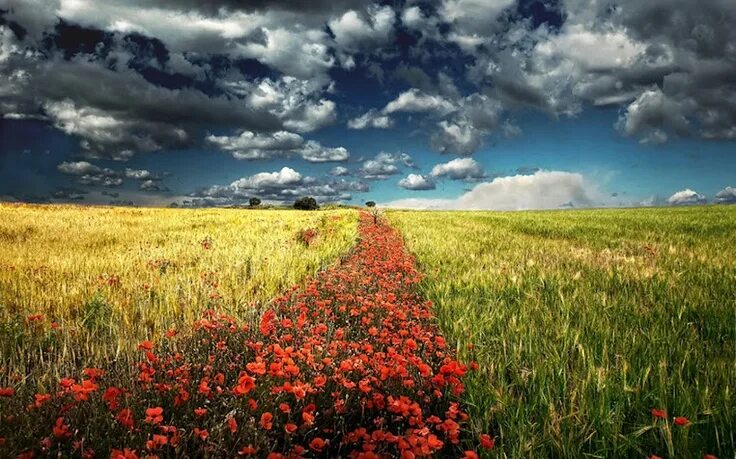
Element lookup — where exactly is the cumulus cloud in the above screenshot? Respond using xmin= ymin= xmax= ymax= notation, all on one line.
xmin=347 ymin=109 xmax=392 ymax=129
xmin=330 ymin=166 xmax=350 ymax=176
xmin=57 ymin=160 xmax=123 ymax=187
xmin=384 ymin=89 xmax=456 ymax=115
xmin=667 ymin=188 xmax=707 ymax=205
xmin=139 ymin=179 xmax=169 ymax=192
xmin=328 ymin=4 xmax=395 ymax=67
xmin=616 ymin=88 xmax=691 ymax=143
xmin=714 ymin=186 xmax=736 ymax=204
xmin=430 ymin=158 xmax=485 ymax=180
xmin=398 ymin=174 xmax=435 ymax=190
xmin=359 ymin=152 xmax=414 ymax=179
xmin=190 ymin=166 xmax=368 ymax=205
xmin=206 ymin=130 xmax=348 ymax=162
xmin=385 ymin=170 xmax=603 ymax=210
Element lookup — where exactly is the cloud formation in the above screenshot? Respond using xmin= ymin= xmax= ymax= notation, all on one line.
xmin=206 ymin=131 xmax=348 ymax=162
xmin=385 ymin=170 xmax=602 ymax=210
xmin=189 ymin=166 xmax=368 ymax=205
xmin=714 ymin=186 xmax=736 ymax=204
xmin=429 ymin=158 xmax=485 ymax=180
xmin=667 ymin=189 xmax=707 ymax=205
xmin=398 ymin=174 xmax=435 ymax=190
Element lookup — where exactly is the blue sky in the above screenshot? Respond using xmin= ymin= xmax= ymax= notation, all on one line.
xmin=1 ymin=0 xmax=735 ymax=208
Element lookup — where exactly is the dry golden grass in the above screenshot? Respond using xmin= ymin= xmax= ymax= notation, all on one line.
xmin=0 ymin=203 xmax=357 ymax=382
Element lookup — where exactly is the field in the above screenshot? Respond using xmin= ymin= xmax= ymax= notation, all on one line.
xmin=389 ymin=206 xmax=736 ymax=458
xmin=0 ymin=204 xmax=357 ymax=383
xmin=0 ymin=203 xmax=733 ymax=458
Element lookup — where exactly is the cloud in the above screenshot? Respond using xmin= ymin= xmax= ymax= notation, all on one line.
xmin=328 ymin=4 xmax=395 ymax=67
xmin=714 ymin=186 xmax=736 ymax=204
xmin=359 ymin=152 xmax=413 ymax=179
xmin=124 ymin=168 xmax=154 ymax=180
xmin=57 ymin=160 xmax=124 ymax=187
xmin=347 ymin=108 xmax=392 ymax=129
xmin=190 ymin=166 xmax=368 ymax=205
xmin=384 ymin=89 xmax=455 ymax=114
xmin=139 ymin=179 xmax=169 ymax=192
xmin=667 ymin=188 xmax=707 ymax=205
xmin=616 ymin=88 xmax=691 ymax=143
xmin=206 ymin=130 xmax=348 ymax=162
xmin=430 ymin=158 xmax=485 ymax=180
xmin=330 ymin=166 xmax=350 ymax=176
xmin=385 ymin=170 xmax=602 ymax=210
xmin=398 ymin=173 xmax=435 ymax=190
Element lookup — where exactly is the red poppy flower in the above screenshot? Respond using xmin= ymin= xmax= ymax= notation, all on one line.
xmin=227 ymin=416 xmax=238 ymax=434
xmin=309 ymin=437 xmax=327 ymax=452
xmin=239 ymin=445 xmax=257 ymax=456
xmin=194 ymin=428 xmax=209 ymax=440
xmin=260 ymin=412 xmax=273 ymax=430
xmin=111 ymin=448 xmax=139 ymax=459
xmin=480 ymin=434 xmax=495 ymax=450
xmin=0 ymin=387 xmax=14 ymax=397
xmin=116 ymin=408 xmax=135 ymax=430
xmin=145 ymin=407 xmax=164 ymax=424
xmin=674 ymin=416 xmax=690 ymax=426
xmin=651 ymin=408 xmax=667 ymax=419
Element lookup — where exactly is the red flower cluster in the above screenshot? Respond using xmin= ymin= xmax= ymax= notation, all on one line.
xmin=0 ymin=213 xmax=493 ymax=457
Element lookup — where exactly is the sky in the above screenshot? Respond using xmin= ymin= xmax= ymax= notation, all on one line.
xmin=0 ymin=0 xmax=735 ymax=209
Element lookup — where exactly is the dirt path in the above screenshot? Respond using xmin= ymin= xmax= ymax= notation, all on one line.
xmin=2 ymin=213 xmax=486 ymax=458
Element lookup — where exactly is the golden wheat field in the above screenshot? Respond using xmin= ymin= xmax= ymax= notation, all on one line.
xmin=0 ymin=203 xmax=357 ymax=382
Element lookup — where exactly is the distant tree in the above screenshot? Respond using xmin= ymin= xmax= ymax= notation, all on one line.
xmin=294 ymin=196 xmax=319 ymax=210
xmin=249 ymin=197 xmax=261 ymax=207
xmin=368 ymin=203 xmax=380 ymax=225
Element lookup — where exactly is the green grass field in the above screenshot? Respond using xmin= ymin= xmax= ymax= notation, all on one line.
xmin=389 ymin=206 xmax=736 ymax=458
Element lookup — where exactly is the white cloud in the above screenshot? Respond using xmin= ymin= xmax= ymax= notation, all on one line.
xmin=347 ymin=109 xmax=392 ymax=129
xmin=206 ymin=130 xmax=348 ymax=162
xmin=384 ymin=89 xmax=455 ymax=114
xmin=714 ymin=186 xmax=736 ymax=204
xmin=139 ymin=179 xmax=169 ymax=192
xmin=667 ymin=188 xmax=707 ymax=205
xmin=124 ymin=168 xmax=153 ymax=180
xmin=206 ymin=130 xmax=304 ymax=160
xmin=191 ymin=166 xmax=368 ymax=205
xmin=535 ymin=24 xmax=646 ymax=72
xmin=398 ymin=173 xmax=436 ymax=190
xmin=229 ymin=76 xmax=337 ymax=133
xmin=431 ymin=119 xmax=484 ymax=155
xmin=360 ymin=152 xmax=404 ymax=179
xmin=329 ymin=4 xmax=395 ymax=66
xmin=430 ymin=158 xmax=485 ymax=180
xmin=57 ymin=161 xmax=103 ymax=176
xmin=438 ymin=0 xmax=515 ymax=51
xmin=57 ymin=160 xmax=124 ymax=187
xmin=298 ymin=141 xmax=349 ymax=162
xmin=385 ymin=170 xmax=602 ymax=210
xmin=381 ymin=91 xmax=502 ymax=155
xmin=330 ymin=166 xmax=350 ymax=176
xmin=232 ymin=167 xmax=302 ymax=189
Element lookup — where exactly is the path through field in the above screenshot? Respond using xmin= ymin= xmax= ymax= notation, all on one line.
xmin=1 ymin=213 xmax=489 ymax=458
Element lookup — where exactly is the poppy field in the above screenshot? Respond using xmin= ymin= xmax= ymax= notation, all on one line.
xmin=389 ymin=205 xmax=735 ymax=458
